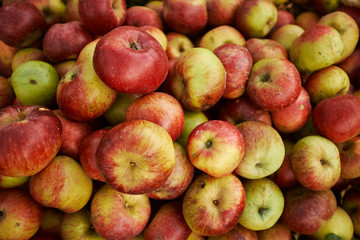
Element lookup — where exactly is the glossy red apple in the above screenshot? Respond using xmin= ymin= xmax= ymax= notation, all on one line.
xmin=124 ymin=6 xmax=163 ymax=30
xmin=245 ymin=38 xmax=288 ymax=64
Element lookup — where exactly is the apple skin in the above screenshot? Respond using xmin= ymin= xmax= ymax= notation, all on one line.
xmin=65 ymin=0 xmax=81 ymax=22
xmin=312 ymin=94 xmax=360 ymax=144
xmin=79 ymin=128 xmax=108 ymax=182
xmin=312 ymin=0 xmax=341 ymax=15
xmin=199 ymin=25 xmax=246 ymax=52
xmin=162 ymin=0 xmax=208 ymax=36
xmin=187 ymin=120 xmax=245 ymax=178
xmin=270 ymin=87 xmax=312 ymax=134
xmin=213 ymin=43 xmax=253 ymax=100
xmin=0 ymin=40 xmax=17 ymax=78
xmin=25 ymin=0 xmax=66 ymax=27
xmin=342 ymin=187 xmax=360 ymax=236
xmin=140 ymin=25 xmax=167 ymax=51
xmin=336 ymin=137 xmax=360 ymax=179
xmin=295 ymin=11 xmax=320 ymax=31
xmin=244 ymin=38 xmax=288 ymax=64
xmin=0 ymin=188 xmax=43 ymax=240
xmin=167 ymin=47 xmax=226 ymax=111
xmin=42 ymin=21 xmax=94 ymax=63
xmin=53 ymin=60 xmax=77 ymax=79
xmin=165 ymin=32 xmax=194 ymax=59
xmin=216 ymin=96 xmax=272 ymax=126
xmin=207 ymin=224 xmax=258 ymax=240
xmin=238 ymin=178 xmax=285 ymax=231
xmin=95 ymin=119 xmax=176 ymax=195
xmin=280 ymin=186 xmax=337 ymax=235
xmin=338 ymin=5 xmax=360 ymax=28
xmin=29 ymin=155 xmax=93 ymax=213
xmin=124 ymin=6 xmax=164 ymax=30
xmin=235 ymin=120 xmax=285 ymax=180
xmin=289 ymin=23 xmax=345 ymax=74
xmin=0 ymin=105 xmax=62 ymax=177
xmin=182 ymin=173 xmax=246 ymax=236
xmin=304 ymin=65 xmax=350 ymax=105
xmin=36 ymin=208 xmax=63 ymax=239
xmin=0 ymin=175 xmax=30 ymax=189
xmin=256 ymin=221 xmax=292 ymax=240
xmin=126 ymin=91 xmax=184 ymax=141
xmin=338 ymin=48 xmax=360 ymax=89
xmin=91 ymin=184 xmax=151 ymax=240
xmin=60 ymin=207 xmax=104 ymax=240
xmin=144 ymin=200 xmax=192 ymax=239
xmin=11 ymin=47 xmax=48 ymax=72
xmin=53 ymin=109 xmax=92 ymax=160
xmin=93 ymin=26 xmax=168 ymax=95
xmin=78 ymin=0 xmax=126 ymax=35
xmin=270 ymin=24 xmax=305 ymax=53
xmin=235 ymin=0 xmax=278 ymax=38
xmin=146 ymin=142 xmax=195 ymax=200
xmin=206 ymin=0 xmax=244 ymax=27
xmin=246 ymin=57 xmax=302 ymax=112
xmin=267 ymin=9 xmax=295 ymax=37
xmin=0 ymin=1 xmax=47 ymax=48
xmin=0 ymin=75 xmax=15 ymax=109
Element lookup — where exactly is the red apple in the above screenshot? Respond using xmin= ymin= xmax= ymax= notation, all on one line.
xmin=0 ymin=1 xmax=47 ymax=48
xmin=213 ymin=43 xmax=253 ymax=100
xmin=0 ymin=40 xmax=17 ymax=78
xmin=244 ymin=38 xmax=288 ymax=64
xmin=267 ymin=9 xmax=295 ymax=37
xmin=295 ymin=11 xmax=320 ymax=31
xmin=256 ymin=221 xmax=292 ymax=240
xmin=246 ymin=57 xmax=302 ymax=111
xmin=206 ymin=0 xmax=244 ymax=27
xmin=78 ymin=0 xmax=126 ymax=35
xmin=312 ymin=94 xmax=360 ymax=143
xmin=0 ymin=188 xmax=43 ymax=240
xmin=338 ymin=48 xmax=360 ymax=89
xmin=25 ymin=0 xmax=66 ymax=27
xmin=0 ymin=75 xmax=14 ymax=109
xmin=93 ymin=26 xmax=168 ymax=94
xmin=336 ymin=136 xmax=360 ymax=179
xmin=207 ymin=224 xmax=258 ymax=240
xmin=165 ymin=32 xmax=194 ymax=59
xmin=36 ymin=207 xmax=63 ymax=239
xmin=0 ymin=105 xmax=62 ymax=177
xmin=124 ymin=6 xmax=164 ymax=30
xmin=126 ymin=91 xmax=184 ymax=141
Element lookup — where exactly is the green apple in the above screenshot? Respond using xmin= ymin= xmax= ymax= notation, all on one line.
xmin=270 ymin=24 xmax=305 ymax=52
xmin=238 ymin=178 xmax=284 ymax=231
xmin=11 ymin=60 xmax=59 ymax=107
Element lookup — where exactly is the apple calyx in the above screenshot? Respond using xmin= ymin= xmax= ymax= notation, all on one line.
xmin=129 ymin=41 xmax=140 ymax=51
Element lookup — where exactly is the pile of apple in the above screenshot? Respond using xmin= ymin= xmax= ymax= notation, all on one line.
xmin=1 ymin=0 xmax=360 ymax=239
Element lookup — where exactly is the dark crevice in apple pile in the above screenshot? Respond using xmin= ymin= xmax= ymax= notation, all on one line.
xmin=42 ymin=7 xmax=51 ymax=18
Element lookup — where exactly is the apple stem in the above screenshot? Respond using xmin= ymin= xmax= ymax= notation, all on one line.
xmin=212 ymin=199 xmax=218 ymax=205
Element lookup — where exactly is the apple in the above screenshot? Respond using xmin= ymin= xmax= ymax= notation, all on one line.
xmin=176 ymin=109 xmax=209 ymax=148
xmin=146 ymin=142 xmax=194 ymax=200
xmin=295 ymin=11 xmax=320 ymax=31
xmin=144 ymin=200 xmax=192 ymax=239
xmin=199 ymin=25 xmax=246 ymax=52
xmin=244 ymin=38 xmax=288 ymax=64
xmin=57 ymin=39 xmax=118 ymax=122
xmin=289 ymin=23 xmax=345 ymax=74
xmin=140 ymin=25 xmax=167 ymax=51
xmin=342 ymin=187 xmax=360 ymax=236
xmin=0 ymin=105 xmax=62 ymax=177
xmin=90 ymin=184 xmax=151 ymax=240
xmin=336 ymin=137 xmax=360 ymax=179
xmin=311 ymin=206 xmax=354 ymax=240
xmin=124 ymin=6 xmax=164 ymax=30
xmin=338 ymin=5 xmax=360 ymax=28
xmin=235 ymin=120 xmax=285 ymax=180
xmin=104 ymin=93 xmax=141 ymax=126
xmin=78 ymin=0 xmax=126 ymax=35
xmin=93 ymin=26 xmax=168 ymax=94
xmin=162 ymin=0 xmax=208 ymax=36
xmin=0 ymin=75 xmax=14 ymax=108
xmin=205 ymin=0 xmax=244 ymax=27
xmin=246 ymin=57 xmax=302 ymax=111
xmin=304 ymin=65 xmax=350 ymax=105
xmin=29 ymin=155 xmax=93 ymax=213
xmin=267 ymin=9 xmax=295 ymax=37
xmin=11 ymin=47 xmax=48 ymax=72
xmin=60 ymin=207 xmax=103 ymax=240
xmin=0 ymin=175 xmax=30 ymax=189
xmin=126 ymin=91 xmax=184 ymax=141
xmin=10 ymin=60 xmax=59 ymax=107
xmin=312 ymin=0 xmax=341 ymax=15
xmin=65 ymin=0 xmax=81 ymax=22
xmin=312 ymin=94 xmax=360 ymax=143
xmin=182 ymin=173 xmax=246 ymax=236
xmin=167 ymin=47 xmax=226 ymax=111
xmin=338 ymin=48 xmax=360 ymax=89
xmin=165 ymin=32 xmax=194 ymax=59
xmin=213 ymin=43 xmax=253 ymax=100
xmin=188 ymin=232 xmax=206 ymax=240
xmin=95 ymin=119 xmax=176 ymax=194
xmin=317 ymin=11 xmax=359 ymax=63
xmin=270 ymin=24 xmax=305 ymax=53
xmin=207 ymin=224 xmax=258 ymax=240
xmin=53 ymin=109 xmax=92 ymax=160
xmin=235 ymin=0 xmax=278 ymax=38
xmin=25 ymin=0 xmax=66 ymax=27
xmin=187 ymin=120 xmax=245 ymax=178
xmin=270 ymin=86 xmax=312 ymax=133
xmin=0 ymin=40 xmax=17 ymax=78
xmin=0 ymin=1 xmax=47 ymax=48
xmin=256 ymin=221 xmax=292 ymax=240
xmin=145 ymin=0 xmax=163 ymax=17
xmin=280 ymin=186 xmax=337 ymax=235
xmin=239 ymin=178 xmax=284 ymax=231
xmin=36 ymin=207 xmax=63 ymax=239
xmin=42 ymin=21 xmax=94 ymax=63
xmin=53 ymin=60 xmax=77 ymax=79
xmin=216 ymin=96 xmax=272 ymax=126
xmin=341 ymin=0 xmax=360 ymax=8
xmin=0 ymin=188 xmax=43 ymax=240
